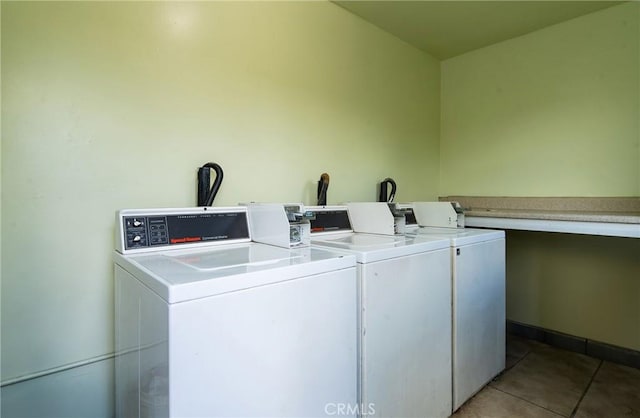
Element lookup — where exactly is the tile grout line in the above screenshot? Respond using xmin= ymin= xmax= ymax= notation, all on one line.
xmin=505 ymin=346 xmax=532 ymax=371
xmin=569 ymin=359 xmax=603 ymax=418
xmin=489 ymin=385 xmax=565 ymax=417
xmin=487 ymin=340 xmax=603 ymax=418
xmin=491 ymin=345 xmax=580 ymax=418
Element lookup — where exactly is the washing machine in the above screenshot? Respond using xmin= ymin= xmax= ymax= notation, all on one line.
xmin=307 ymin=203 xmax=453 ymax=418
xmin=113 ymin=206 xmax=358 ymax=418
xmin=410 ymin=202 xmax=506 ymax=412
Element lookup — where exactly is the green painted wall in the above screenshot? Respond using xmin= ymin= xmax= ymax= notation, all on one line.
xmin=440 ymin=3 xmax=640 ymax=352
xmin=1 ymin=1 xmax=440 ymax=384
xmin=507 ymin=231 xmax=640 ymax=351
xmin=0 ymin=4 xmax=3 ymax=410
xmin=441 ymin=2 xmax=639 ymax=197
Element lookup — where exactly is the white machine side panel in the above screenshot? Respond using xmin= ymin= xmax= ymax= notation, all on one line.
xmin=168 ymin=267 xmax=358 ymax=418
xmin=115 ymin=266 xmax=169 ymax=418
xmin=346 ymin=202 xmax=395 ymax=235
xmin=453 ymin=238 xmax=506 ymax=410
xmin=246 ymin=203 xmax=292 ymax=248
xmin=360 ymin=249 xmax=452 ymax=418
xmin=412 ymin=202 xmax=462 ymax=228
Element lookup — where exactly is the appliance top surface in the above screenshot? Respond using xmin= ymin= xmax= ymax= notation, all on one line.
xmin=120 ymin=242 xmax=351 ymax=284
xmin=408 ymin=227 xmax=505 ymax=245
xmin=311 ymin=231 xmax=449 ymax=262
xmin=114 ymin=242 xmax=356 ymax=302
xmin=314 ymin=232 xmax=402 ymax=246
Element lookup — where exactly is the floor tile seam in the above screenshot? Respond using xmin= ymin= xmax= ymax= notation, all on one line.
xmin=489 ymin=349 xmax=530 ymax=391
xmin=497 ymin=370 xmax=594 ymax=394
xmin=526 ymin=349 xmax=603 ymax=377
xmin=505 ymin=348 xmax=532 ymax=371
xmin=488 ymin=385 xmax=567 ymax=417
xmin=569 ymin=359 xmax=603 ymax=418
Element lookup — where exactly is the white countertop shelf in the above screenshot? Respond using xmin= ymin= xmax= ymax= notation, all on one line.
xmin=466 ymin=215 xmax=640 ymax=238
xmin=438 ymin=197 xmax=640 ymax=238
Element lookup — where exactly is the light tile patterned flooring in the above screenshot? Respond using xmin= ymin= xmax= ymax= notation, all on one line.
xmin=452 ymin=335 xmax=640 ymax=418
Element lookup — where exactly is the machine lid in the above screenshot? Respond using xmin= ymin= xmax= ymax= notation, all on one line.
xmin=407 ymin=227 xmax=504 ymax=246
xmin=114 ymin=243 xmax=356 ymax=303
xmin=311 ymin=232 xmax=449 ymax=263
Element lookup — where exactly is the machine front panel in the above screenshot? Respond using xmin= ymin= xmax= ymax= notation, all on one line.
xmin=123 ymin=211 xmax=249 ymax=251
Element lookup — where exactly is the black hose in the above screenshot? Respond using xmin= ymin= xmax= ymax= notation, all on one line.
xmin=378 ymin=178 xmax=396 ymax=203
xmin=317 ymin=173 xmax=330 ymax=206
xmin=197 ymin=162 xmax=224 ymax=207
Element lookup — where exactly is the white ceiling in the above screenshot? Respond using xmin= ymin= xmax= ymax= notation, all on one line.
xmin=333 ymin=1 xmax=624 ymax=59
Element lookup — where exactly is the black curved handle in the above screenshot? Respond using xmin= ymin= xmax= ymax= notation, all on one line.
xmin=378 ymin=177 xmax=397 ymax=203
xmin=197 ymin=162 xmax=224 ymax=207
xmin=317 ymin=173 xmax=330 ymax=206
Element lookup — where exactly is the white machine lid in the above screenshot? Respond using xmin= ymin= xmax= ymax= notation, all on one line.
xmin=114 ymin=243 xmax=356 ymax=303
xmin=407 ymin=227 xmax=504 ymax=246
xmin=311 ymin=232 xmax=450 ymax=263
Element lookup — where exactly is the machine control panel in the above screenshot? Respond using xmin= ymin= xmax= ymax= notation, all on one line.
xmin=309 ymin=209 xmax=352 ymax=233
xmin=124 ymin=217 xmax=150 ymax=248
xmin=121 ymin=210 xmax=250 ymax=251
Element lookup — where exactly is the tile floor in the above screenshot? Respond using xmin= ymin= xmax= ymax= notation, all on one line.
xmin=452 ymin=335 xmax=640 ymax=418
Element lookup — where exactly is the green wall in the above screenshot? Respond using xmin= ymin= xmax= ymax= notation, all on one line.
xmin=1 ymin=1 xmax=440 ymax=385
xmin=441 ymin=2 xmax=639 ymax=197
xmin=441 ymin=2 xmax=640 ymax=352
xmin=0 ymin=4 xmax=3 ymax=411
xmin=507 ymin=231 xmax=640 ymax=351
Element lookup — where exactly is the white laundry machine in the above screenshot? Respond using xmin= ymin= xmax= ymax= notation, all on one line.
xmin=307 ymin=203 xmax=453 ymax=418
xmin=113 ymin=206 xmax=358 ymax=418
xmin=410 ymin=203 xmax=506 ymax=412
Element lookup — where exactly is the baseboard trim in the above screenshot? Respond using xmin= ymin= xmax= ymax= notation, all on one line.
xmin=507 ymin=320 xmax=640 ymax=369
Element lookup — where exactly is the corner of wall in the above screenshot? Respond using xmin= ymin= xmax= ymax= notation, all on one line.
xmin=1 ymin=0 xmax=4 ymax=407
xmin=438 ymin=58 xmax=446 ymax=199
xmin=439 ymin=3 xmax=639 ymax=197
